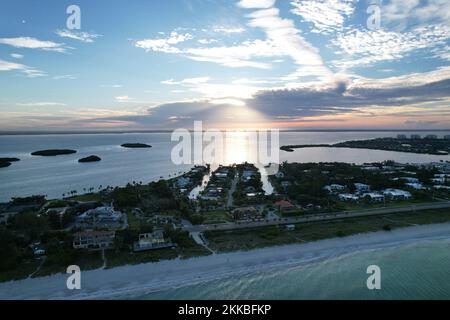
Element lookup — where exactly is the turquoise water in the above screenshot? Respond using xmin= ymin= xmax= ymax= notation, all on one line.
xmin=142 ymin=239 xmax=450 ymax=300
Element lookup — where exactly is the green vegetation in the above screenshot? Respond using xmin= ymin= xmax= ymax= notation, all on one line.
xmin=205 ymin=208 xmax=450 ymax=252
xmin=31 ymin=149 xmax=77 ymax=156
xmin=202 ymin=210 xmax=232 ymax=224
xmin=78 ymin=155 xmax=101 ymax=163
xmin=281 ymin=137 xmax=450 ymax=155
xmin=121 ymin=143 xmax=152 ymax=148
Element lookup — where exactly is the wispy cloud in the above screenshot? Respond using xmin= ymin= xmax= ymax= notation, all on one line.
xmin=332 ymin=25 xmax=450 ymax=69
xmin=10 ymin=53 xmax=24 ymax=59
xmin=0 ymin=59 xmax=46 ymax=78
xmin=134 ymin=31 xmax=193 ymax=53
xmin=0 ymin=37 xmax=68 ymax=53
xmin=55 ymin=29 xmax=102 ymax=43
xmin=16 ymin=102 xmax=66 ymax=107
xmin=290 ymin=0 xmax=356 ymax=34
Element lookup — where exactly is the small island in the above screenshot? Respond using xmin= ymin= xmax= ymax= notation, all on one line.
xmin=0 ymin=157 xmax=20 ymax=162
xmin=31 ymin=149 xmax=77 ymax=156
xmin=121 ymin=143 xmax=152 ymax=149
xmin=0 ymin=161 xmax=12 ymax=168
xmin=0 ymin=157 xmax=20 ymax=168
xmin=281 ymin=136 xmax=450 ymax=156
xmin=78 ymin=155 xmax=102 ymax=163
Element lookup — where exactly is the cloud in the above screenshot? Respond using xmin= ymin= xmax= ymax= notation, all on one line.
xmin=162 ymin=77 xmax=211 ymax=85
xmin=115 ymin=95 xmax=134 ymax=102
xmin=290 ymin=0 xmax=356 ymax=33
xmin=53 ymin=74 xmax=77 ymax=80
xmin=0 ymin=37 xmax=67 ymax=52
xmin=55 ymin=29 xmax=102 ymax=43
xmin=382 ymin=0 xmax=450 ymax=30
xmin=213 ymin=27 xmax=245 ymax=33
xmin=332 ymin=25 xmax=450 ymax=69
xmin=0 ymin=59 xmax=46 ymax=77
xmin=134 ymin=31 xmax=193 ymax=53
xmin=16 ymin=102 xmax=67 ymax=107
xmin=242 ymin=4 xmax=332 ymax=80
xmin=237 ymin=0 xmax=276 ymax=9
xmin=134 ymin=1 xmax=330 ymax=78
xmin=75 ymin=67 xmax=450 ymax=129
xmin=10 ymin=53 xmax=24 ymax=59
xmin=198 ymin=39 xmax=218 ymax=44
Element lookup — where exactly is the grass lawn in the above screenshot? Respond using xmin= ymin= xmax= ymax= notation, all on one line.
xmin=203 ymin=210 xmax=232 ymax=224
xmin=205 ymin=208 xmax=450 ymax=253
xmin=33 ymin=250 xmax=104 ymax=277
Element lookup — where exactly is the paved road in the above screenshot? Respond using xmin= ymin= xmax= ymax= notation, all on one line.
xmin=183 ymin=201 xmax=450 ymax=233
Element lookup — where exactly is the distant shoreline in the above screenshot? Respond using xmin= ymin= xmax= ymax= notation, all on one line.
xmin=1 ymin=129 xmax=450 ymax=136
xmin=1 ymin=223 xmax=449 ymax=300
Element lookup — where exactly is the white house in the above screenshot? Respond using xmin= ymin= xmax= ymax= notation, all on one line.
xmin=354 ymin=183 xmax=370 ymax=192
xmin=362 ymin=193 xmax=385 ymax=202
xmin=383 ymin=189 xmax=412 ymax=200
xmin=338 ymin=193 xmax=359 ymax=201
xmin=324 ymin=184 xmax=345 ymax=192
xmin=406 ymin=182 xmax=426 ymax=190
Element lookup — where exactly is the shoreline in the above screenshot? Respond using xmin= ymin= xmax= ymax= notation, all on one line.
xmin=1 ymin=222 xmax=450 ymax=300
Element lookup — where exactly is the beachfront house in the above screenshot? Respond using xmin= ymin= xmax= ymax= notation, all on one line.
xmin=177 ymin=177 xmax=191 ymax=188
xmin=133 ymin=230 xmax=174 ymax=252
xmin=77 ymin=206 xmax=123 ymax=224
xmin=73 ymin=231 xmax=116 ymax=250
xmin=361 ymin=192 xmax=385 ymax=202
xmin=338 ymin=193 xmax=360 ymax=202
xmin=323 ymin=184 xmax=346 ymax=193
xmin=354 ymin=183 xmax=370 ymax=193
xmin=406 ymin=182 xmax=426 ymax=190
xmin=383 ymin=189 xmax=412 ymax=200
xmin=275 ymin=200 xmax=296 ymax=212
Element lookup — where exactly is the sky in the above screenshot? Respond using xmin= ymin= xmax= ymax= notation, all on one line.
xmin=0 ymin=0 xmax=449 ymax=131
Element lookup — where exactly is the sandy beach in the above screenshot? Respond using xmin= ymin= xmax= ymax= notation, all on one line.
xmin=1 ymin=222 xmax=450 ymax=300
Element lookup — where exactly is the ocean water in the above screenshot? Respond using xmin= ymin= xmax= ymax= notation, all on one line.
xmin=142 ymin=239 xmax=450 ymax=300
xmin=1 ymin=131 xmax=450 ymax=201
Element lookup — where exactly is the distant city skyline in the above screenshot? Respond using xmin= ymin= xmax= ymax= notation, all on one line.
xmin=0 ymin=0 xmax=449 ymax=131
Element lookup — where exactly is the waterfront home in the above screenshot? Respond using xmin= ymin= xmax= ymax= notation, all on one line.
xmin=406 ymin=182 xmax=426 ymax=190
xmin=133 ymin=230 xmax=174 ymax=252
xmin=383 ymin=189 xmax=412 ymax=200
xmin=33 ymin=248 xmax=46 ymax=256
xmin=73 ymin=231 xmax=116 ymax=250
xmin=411 ymin=134 xmax=421 ymax=139
xmin=77 ymin=206 xmax=123 ymax=226
xmin=432 ymin=177 xmax=446 ymax=184
xmin=323 ymin=184 xmax=346 ymax=193
xmin=445 ymin=135 xmax=450 ymax=140
xmin=425 ymin=134 xmax=438 ymax=139
xmin=338 ymin=193 xmax=360 ymax=201
xmin=434 ymin=185 xmax=450 ymax=190
xmin=177 ymin=177 xmax=191 ymax=188
xmin=286 ymin=224 xmax=295 ymax=231
xmin=393 ymin=177 xmax=419 ymax=183
xmin=354 ymin=183 xmax=370 ymax=193
xmin=361 ymin=193 xmax=385 ymax=202
xmin=397 ymin=134 xmax=407 ymax=139
xmin=275 ymin=200 xmax=296 ymax=212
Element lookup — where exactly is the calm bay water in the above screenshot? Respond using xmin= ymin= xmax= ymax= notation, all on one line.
xmin=1 ymin=131 xmax=450 ymax=202
xmin=142 ymin=239 xmax=450 ymax=300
